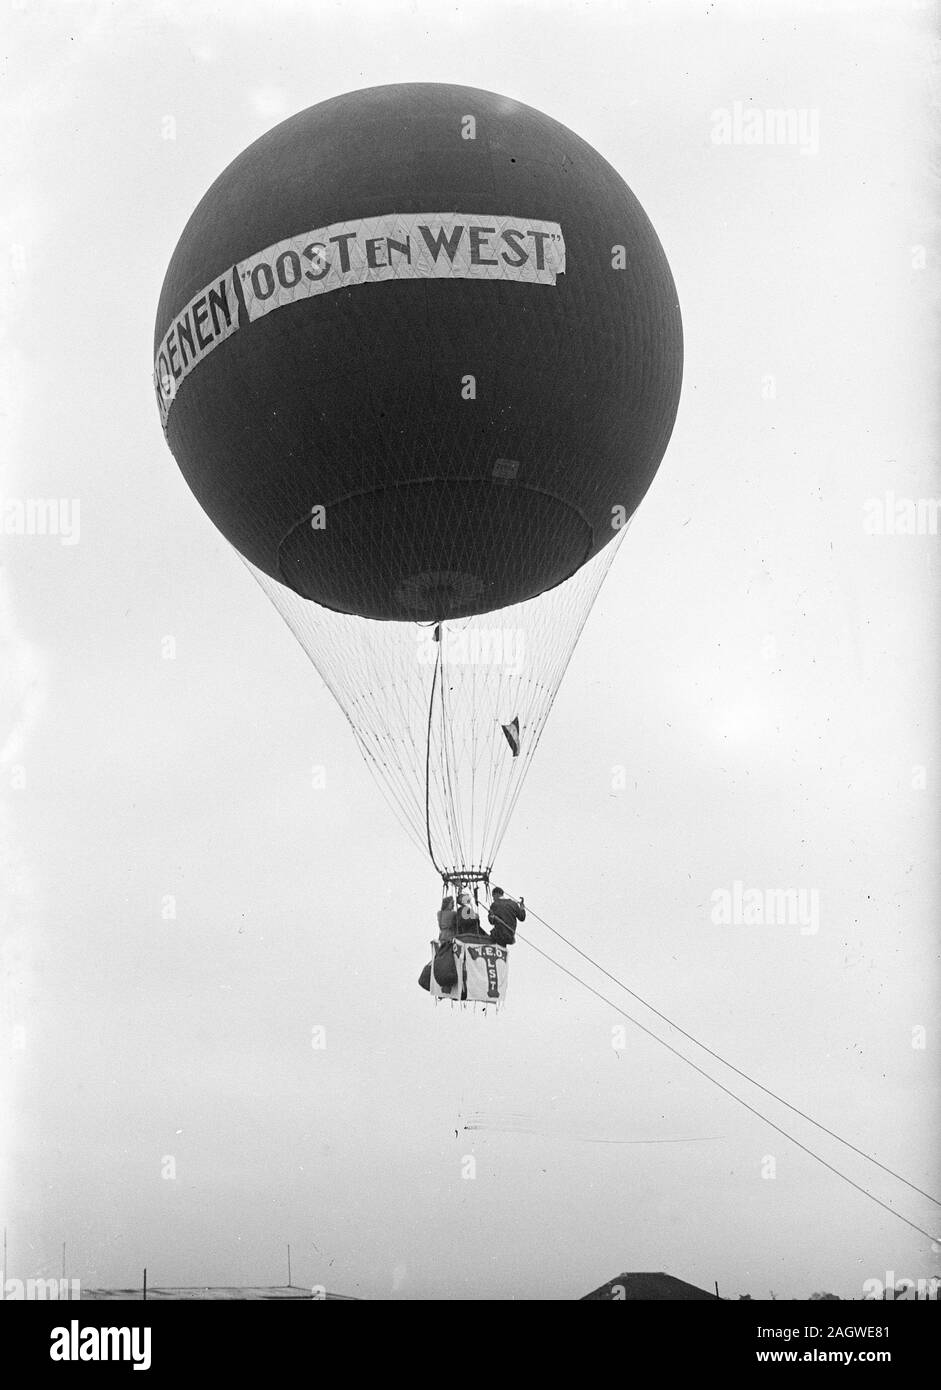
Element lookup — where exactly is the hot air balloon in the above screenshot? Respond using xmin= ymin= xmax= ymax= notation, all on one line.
xmin=154 ymin=83 xmax=682 ymax=943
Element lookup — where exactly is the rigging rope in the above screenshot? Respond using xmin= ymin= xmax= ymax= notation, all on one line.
xmin=523 ymin=903 xmax=941 ymax=1210
xmin=515 ymin=929 xmax=938 ymax=1242
xmin=244 ymin=531 xmax=626 ymax=881
xmin=423 ymin=626 xmax=446 ymax=879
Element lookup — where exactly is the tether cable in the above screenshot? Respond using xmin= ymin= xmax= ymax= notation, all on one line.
xmin=522 ymin=903 xmax=941 ymax=1210
xmin=515 ymin=927 xmax=938 ymax=1243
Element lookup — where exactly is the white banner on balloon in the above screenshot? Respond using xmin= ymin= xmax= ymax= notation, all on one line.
xmin=154 ymin=212 xmax=565 ymax=427
xmin=153 ymin=276 xmax=240 ymax=427
xmin=238 ymin=212 xmax=566 ymax=319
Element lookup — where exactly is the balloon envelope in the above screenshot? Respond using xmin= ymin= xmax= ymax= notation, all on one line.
xmin=154 ymin=83 xmax=682 ymax=621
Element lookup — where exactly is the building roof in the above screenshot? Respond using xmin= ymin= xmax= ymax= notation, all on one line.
xmin=581 ymin=1272 xmax=719 ymax=1301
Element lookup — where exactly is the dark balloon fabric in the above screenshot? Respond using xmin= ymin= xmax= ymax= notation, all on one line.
xmin=155 ymin=83 xmax=682 ymax=620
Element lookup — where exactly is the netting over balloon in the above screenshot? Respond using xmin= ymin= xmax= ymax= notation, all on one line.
xmin=154 ymin=84 xmax=683 ymax=888
xmin=246 ymin=527 xmax=626 ymax=881
xmin=155 ymin=85 xmax=683 ymax=623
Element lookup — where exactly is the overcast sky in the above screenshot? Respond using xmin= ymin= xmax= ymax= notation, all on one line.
xmin=1 ymin=0 xmax=939 ymax=1301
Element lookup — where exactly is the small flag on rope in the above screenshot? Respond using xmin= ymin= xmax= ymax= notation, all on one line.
xmin=501 ymin=715 xmax=521 ymax=757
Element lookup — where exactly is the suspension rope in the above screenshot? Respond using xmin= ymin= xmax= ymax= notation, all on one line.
xmin=423 ymin=627 xmax=446 ymax=878
xmin=522 ymin=903 xmax=941 ymax=1209
xmin=245 ymin=532 xmax=626 ymax=882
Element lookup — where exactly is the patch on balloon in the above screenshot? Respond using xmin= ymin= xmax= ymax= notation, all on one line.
xmin=394 ymin=569 xmax=487 ymax=618
xmin=153 ymin=214 xmax=565 ymax=428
